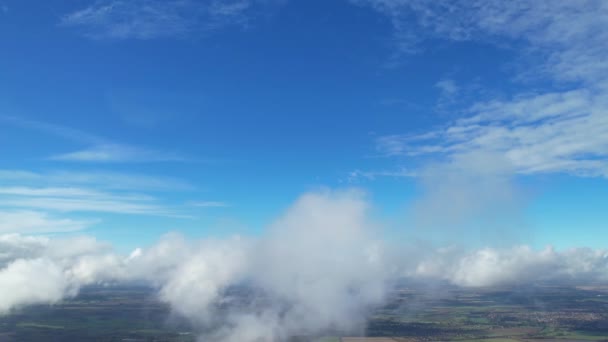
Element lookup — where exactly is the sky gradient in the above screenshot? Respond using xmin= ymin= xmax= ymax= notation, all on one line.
xmin=1 ymin=0 xmax=607 ymax=251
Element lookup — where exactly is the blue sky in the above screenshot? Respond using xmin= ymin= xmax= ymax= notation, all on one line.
xmin=1 ymin=0 xmax=607 ymax=251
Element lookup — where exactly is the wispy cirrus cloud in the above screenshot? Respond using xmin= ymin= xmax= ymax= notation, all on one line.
xmin=355 ymin=0 xmax=608 ymax=82
xmin=61 ymin=0 xmax=273 ymax=40
xmin=435 ymin=78 xmax=458 ymax=99
xmin=0 ymin=186 xmax=155 ymax=203
xmin=0 ymin=197 xmax=177 ymax=216
xmin=1 ymin=115 xmax=189 ymax=163
xmin=376 ymin=86 xmax=608 ymax=178
xmin=188 ymin=201 xmax=230 ymax=208
xmin=0 ymin=185 xmax=181 ymax=217
xmin=346 ymin=167 xmax=416 ymax=182
xmin=0 ymin=169 xmax=192 ymax=191
xmin=49 ymin=143 xmax=188 ymax=163
xmin=0 ymin=170 xmax=196 ymax=230
xmin=0 ymin=115 xmax=103 ymax=145
xmin=363 ymin=0 xmax=608 ymax=178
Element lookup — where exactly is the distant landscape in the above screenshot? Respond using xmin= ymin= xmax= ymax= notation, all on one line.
xmin=2 ymin=1 xmax=608 ymax=342
xmin=1 ymin=284 xmax=606 ymax=342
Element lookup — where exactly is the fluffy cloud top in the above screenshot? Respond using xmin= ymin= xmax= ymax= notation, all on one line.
xmin=0 ymin=190 xmax=606 ymax=341
xmin=415 ymin=246 xmax=608 ymax=287
xmin=0 ymin=258 xmax=73 ymax=313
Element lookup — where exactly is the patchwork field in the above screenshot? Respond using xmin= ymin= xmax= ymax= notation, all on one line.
xmin=0 ymin=284 xmax=606 ymax=341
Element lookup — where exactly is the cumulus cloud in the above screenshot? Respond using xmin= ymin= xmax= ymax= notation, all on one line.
xmin=0 ymin=189 xmax=606 ymax=340
xmin=157 ymin=237 xmax=249 ymax=324
xmin=414 ymin=245 xmax=608 ymax=287
xmin=0 ymin=258 xmax=74 ymax=313
xmin=0 ymin=190 xmax=390 ymax=340
xmin=0 ymin=234 xmax=119 ymax=314
xmin=245 ymin=190 xmax=387 ymax=337
xmin=128 ymin=189 xmax=389 ymax=341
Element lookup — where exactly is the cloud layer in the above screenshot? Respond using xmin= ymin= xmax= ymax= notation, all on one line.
xmin=415 ymin=245 xmax=608 ymax=287
xmin=0 ymin=190 xmax=606 ymax=341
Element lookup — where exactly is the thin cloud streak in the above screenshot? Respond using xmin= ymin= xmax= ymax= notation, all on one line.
xmin=0 ymin=170 xmax=193 ymax=191
xmin=0 ymin=115 xmax=190 ymax=163
xmin=0 ymin=197 xmax=174 ymax=216
xmin=49 ymin=144 xmax=189 ymax=163
xmin=0 ymin=171 xmax=196 ymax=222
xmin=0 ymin=115 xmax=103 ymax=145
xmin=0 ymin=186 xmax=151 ymax=201
xmin=61 ymin=0 xmax=270 ymax=40
xmin=347 ymin=167 xmax=416 ymax=182
xmin=189 ymin=201 xmax=230 ymax=208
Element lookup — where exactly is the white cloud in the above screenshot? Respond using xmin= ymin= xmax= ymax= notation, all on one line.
xmin=50 ymin=143 xmax=189 ymax=163
xmin=0 ymin=258 xmax=74 ymax=314
xmin=346 ymin=167 xmax=416 ymax=182
xmin=0 ymin=185 xmax=179 ymax=217
xmin=406 ymin=151 xmax=523 ymax=242
xmin=158 ymin=237 xmax=249 ymax=323
xmin=0 ymin=171 xmax=192 ymax=219
xmin=247 ymin=189 xmax=387 ymax=336
xmin=0 ymin=189 xmax=606 ymax=339
xmin=189 ymin=201 xmax=230 ymax=208
xmin=363 ymin=0 xmax=608 ymax=178
xmin=355 ymin=0 xmax=608 ymax=82
xmin=0 ymin=233 xmax=110 ymax=267
xmin=0 ymin=186 xmax=140 ymax=199
xmin=0 ymin=197 xmax=178 ymax=216
xmin=0 ymin=211 xmax=93 ymax=234
xmin=0 ymin=169 xmax=192 ymax=191
xmin=0 ymin=234 xmax=119 ymax=314
xmin=0 ymin=234 xmax=50 ymax=267
xmin=376 ymin=89 xmax=608 ymax=177
xmin=1 ymin=115 xmax=189 ymax=164
xmin=414 ymin=245 xmax=608 ymax=287
xmin=61 ymin=0 xmax=268 ymax=40
xmin=435 ymin=78 xmax=458 ymax=97
xmin=118 ymin=189 xmax=389 ymax=340
xmin=0 ymin=189 xmax=389 ymax=338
